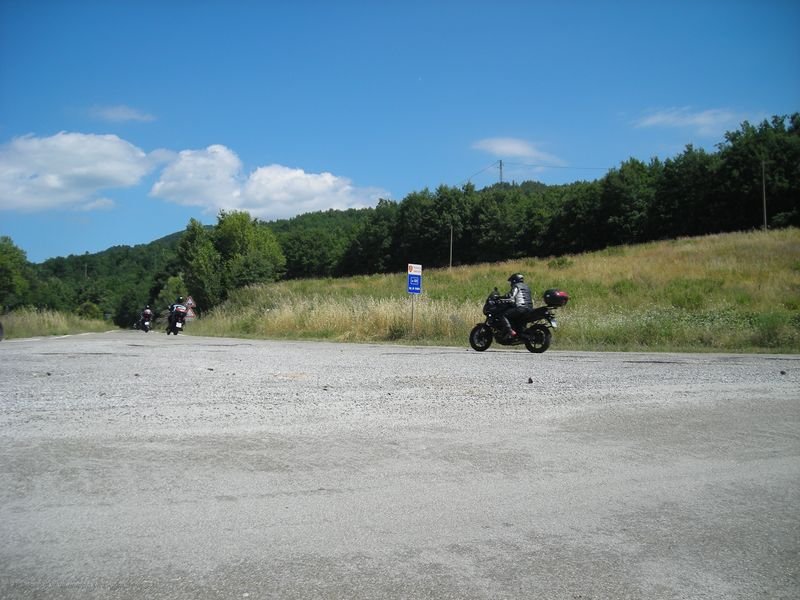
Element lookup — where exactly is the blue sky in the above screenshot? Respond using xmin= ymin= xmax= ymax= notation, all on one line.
xmin=1 ymin=0 xmax=798 ymax=263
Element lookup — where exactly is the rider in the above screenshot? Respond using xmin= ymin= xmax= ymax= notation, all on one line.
xmin=167 ymin=296 xmax=187 ymax=329
xmin=499 ymin=273 xmax=534 ymax=338
xmin=139 ymin=304 xmax=154 ymax=326
xmin=169 ymin=296 xmax=186 ymax=313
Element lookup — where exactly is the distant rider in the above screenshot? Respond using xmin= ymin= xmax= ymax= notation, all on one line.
xmin=139 ymin=304 xmax=154 ymax=327
xmin=499 ymin=273 xmax=534 ymax=338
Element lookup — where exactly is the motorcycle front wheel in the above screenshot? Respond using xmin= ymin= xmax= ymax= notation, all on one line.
xmin=524 ymin=324 xmax=551 ymax=353
xmin=469 ymin=324 xmax=493 ymax=351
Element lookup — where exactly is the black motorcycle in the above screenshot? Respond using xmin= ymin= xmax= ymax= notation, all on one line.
xmin=469 ymin=288 xmax=569 ymax=353
xmin=166 ymin=305 xmax=188 ymax=335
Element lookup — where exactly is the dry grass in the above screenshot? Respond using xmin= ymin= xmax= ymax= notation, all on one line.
xmin=1 ymin=307 xmax=109 ymax=339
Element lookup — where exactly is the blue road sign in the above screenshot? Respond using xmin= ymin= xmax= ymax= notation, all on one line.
xmin=407 ymin=273 xmax=422 ymax=294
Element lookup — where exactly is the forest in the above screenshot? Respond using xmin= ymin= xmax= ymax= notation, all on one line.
xmin=1 ymin=114 xmax=798 ymax=326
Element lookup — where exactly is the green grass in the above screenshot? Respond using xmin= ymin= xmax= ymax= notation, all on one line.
xmin=187 ymin=228 xmax=800 ymax=353
xmin=0 ymin=307 xmax=110 ymax=340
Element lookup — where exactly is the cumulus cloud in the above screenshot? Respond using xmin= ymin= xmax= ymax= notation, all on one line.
xmin=150 ymin=145 xmax=243 ymax=209
xmin=150 ymin=145 xmax=388 ymax=219
xmin=472 ymin=137 xmax=566 ymax=166
xmin=0 ymin=133 xmax=387 ymax=218
xmin=634 ymin=107 xmax=746 ymax=136
xmin=90 ymin=105 xmax=156 ymax=123
xmin=0 ymin=132 xmax=163 ymax=211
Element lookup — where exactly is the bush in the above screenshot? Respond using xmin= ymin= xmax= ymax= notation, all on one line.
xmin=76 ymin=301 xmax=103 ymax=320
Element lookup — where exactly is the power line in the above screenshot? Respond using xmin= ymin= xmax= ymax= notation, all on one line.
xmin=461 ymin=159 xmax=613 ymax=187
xmin=504 ymin=161 xmax=612 ymax=171
xmin=461 ymin=160 xmax=501 ymax=185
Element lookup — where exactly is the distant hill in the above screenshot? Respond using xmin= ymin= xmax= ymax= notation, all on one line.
xmin=29 ymin=231 xmax=184 ymax=324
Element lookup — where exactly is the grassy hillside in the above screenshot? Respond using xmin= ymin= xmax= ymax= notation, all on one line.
xmin=188 ymin=228 xmax=800 ymax=353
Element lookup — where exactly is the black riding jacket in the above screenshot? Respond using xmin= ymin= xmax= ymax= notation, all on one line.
xmin=510 ymin=282 xmax=533 ymax=309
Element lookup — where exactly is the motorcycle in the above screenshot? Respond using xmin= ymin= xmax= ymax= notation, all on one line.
xmin=469 ymin=288 xmax=569 ymax=353
xmin=166 ymin=305 xmax=188 ymax=335
xmin=138 ymin=310 xmax=154 ymax=333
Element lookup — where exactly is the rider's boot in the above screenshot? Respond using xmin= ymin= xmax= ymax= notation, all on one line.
xmin=500 ymin=316 xmax=517 ymax=339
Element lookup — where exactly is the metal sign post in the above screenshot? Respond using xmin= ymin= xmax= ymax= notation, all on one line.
xmin=407 ymin=263 xmax=422 ymax=335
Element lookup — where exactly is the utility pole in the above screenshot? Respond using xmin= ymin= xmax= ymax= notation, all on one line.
xmin=499 ymin=159 xmax=503 ymax=184
xmin=449 ymin=223 xmax=453 ymax=269
xmin=762 ymin=159 xmax=768 ymax=231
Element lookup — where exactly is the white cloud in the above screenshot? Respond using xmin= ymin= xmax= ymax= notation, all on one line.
xmin=634 ymin=107 xmax=746 ymax=136
xmin=472 ymin=137 xmax=566 ymax=166
xmin=0 ymin=133 xmax=387 ymax=218
xmin=77 ymin=197 xmax=115 ymax=211
xmin=0 ymin=132 xmax=162 ymax=211
xmin=150 ymin=145 xmax=388 ymax=219
xmin=150 ymin=145 xmax=243 ymax=209
xmin=241 ymin=165 xmax=380 ymax=217
xmin=90 ymin=105 xmax=156 ymax=123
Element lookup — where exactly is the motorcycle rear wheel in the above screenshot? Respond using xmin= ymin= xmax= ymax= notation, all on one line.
xmin=469 ymin=324 xmax=493 ymax=351
xmin=524 ymin=324 xmax=551 ymax=353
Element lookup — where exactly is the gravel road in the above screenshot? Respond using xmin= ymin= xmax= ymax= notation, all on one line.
xmin=1 ymin=331 xmax=798 ymax=599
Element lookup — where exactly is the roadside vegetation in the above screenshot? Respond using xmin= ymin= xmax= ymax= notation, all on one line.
xmin=2 ymin=229 xmax=797 ymax=352
xmin=187 ymin=228 xmax=800 ymax=353
xmin=0 ymin=307 xmax=108 ymax=340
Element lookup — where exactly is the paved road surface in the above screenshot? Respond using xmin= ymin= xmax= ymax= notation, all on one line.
xmin=1 ymin=331 xmax=798 ymax=599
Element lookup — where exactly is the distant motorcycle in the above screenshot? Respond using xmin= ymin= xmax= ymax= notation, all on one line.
xmin=469 ymin=288 xmax=569 ymax=353
xmin=138 ymin=309 xmax=154 ymax=333
xmin=166 ymin=304 xmax=188 ymax=335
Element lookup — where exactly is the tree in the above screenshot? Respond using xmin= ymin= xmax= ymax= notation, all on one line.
xmin=541 ymin=182 xmax=603 ymax=254
xmin=155 ymin=275 xmax=188 ymax=315
xmin=216 ymin=211 xmax=285 ymax=290
xmin=597 ymin=158 xmax=660 ymax=246
xmin=28 ymin=276 xmax=77 ymax=312
xmin=434 ymin=184 xmax=475 ymax=267
xmin=716 ymin=114 xmax=800 ymax=230
xmin=342 ymin=199 xmax=400 ymax=275
xmin=114 ymin=290 xmax=143 ymax=327
xmin=279 ymin=228 xmax=343 ymax=279
xmin=648 ymin=145 xmax=722 ymax=238
xmin=466 ymin=187 xmax=527 ymax=261
xmin=394 ymin=189 xmax=453 ymax=268
xmin=177 ymin=219 xmax=223 ymax=312
xmin=176 ymin=212 xmax=286 ymax=312
xmin=0 ymin=237 xmax=30 ymax=309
